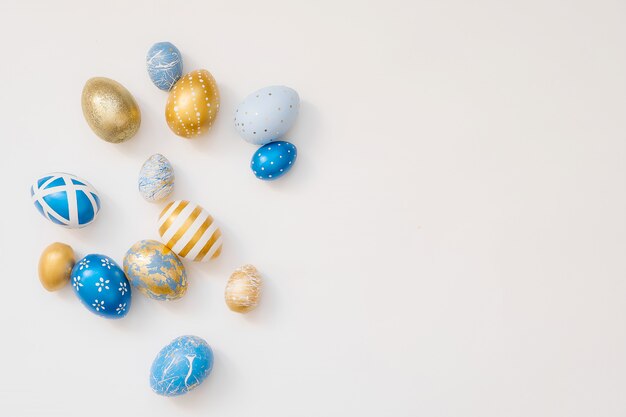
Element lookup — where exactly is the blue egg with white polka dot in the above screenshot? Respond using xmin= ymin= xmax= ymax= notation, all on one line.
xmin=250 ymin=141 xmax=297 ymax=180
xmin=70 ymin=254 xmax=132 ymax=319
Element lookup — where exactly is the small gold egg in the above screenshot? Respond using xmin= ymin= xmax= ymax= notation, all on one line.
xmin=81 ymin=77 xmax=141 ymax=143
xmin=38 ymin=242 xmax=75 ymax=291
xmin=165 ymin=69 xmax=220 ymax=138
xmin=225 ymin=265 xmax=262 ymax=313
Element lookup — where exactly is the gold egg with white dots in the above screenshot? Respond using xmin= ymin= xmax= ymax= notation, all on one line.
xmin=165 ymin=69 xmax=220 ymax=138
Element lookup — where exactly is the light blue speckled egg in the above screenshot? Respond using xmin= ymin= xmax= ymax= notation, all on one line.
xmin=251 ymin=140 xmax=297 ymax=180
xmin=234 ymin=86 xmax=300 ymax=145
xmin=70 ymin=254 xmax=132 ymax=319
xmin=138 ymin=154 xmax=174 ymax=202
xmin=150 ymin=335 xmax=214 ymax=396
xmin=146 ymin=42 xmax=183 ymax=91
xmin=123 ymin=240 xmax=187 ymax=301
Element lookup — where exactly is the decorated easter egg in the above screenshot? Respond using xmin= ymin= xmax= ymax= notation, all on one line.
xmin=81 ymin=77 xmax=141 ymax=143
xmin=31 ymin=173 xmax=101 ymax=228
xmin=70 ymin=254 xmax=132 ymax=319
xmin=251 ymin=141 xmax=297 ymax=180
xmin=225 ymin=265 xmax=262 ymax=313
xmin=138 ymin=154 xmax=174 ymax=202
xmin=146 ymin=42 xmax=183 ymax=91
xmin=38 ymin=242 xmax=75 ymax=291
xmin=123 ymin=240 xmax=187 ymax=301
xmin=158 ymin=200 xmax=222 ymax=262
xmin=165 ymin=70 xmax=219 ymax=138
xmin=234 ymin=85 xmax=300 ymax=145
xmin=150 ymin=335 xmax=214 ymax=396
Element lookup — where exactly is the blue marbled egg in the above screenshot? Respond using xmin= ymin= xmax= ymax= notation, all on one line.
xmin=138 ymin=154 xmax=174 ymax=202
xmin=251 ymin=141 xmax=297 ymax=180
xmin=146 ymin=42 xmax=183 ymax=91
xmin=70 ymin=254 xmax=132 ymax=319
xmin=31 ymin=172 xmax=101 ymax=228
xmin=123 ymin=240 xmax=187 ymax=301
xmin=150 ymin=335 xmax=214 ymax=396
xmin=234 ymin=86 xmax=300 ymax=145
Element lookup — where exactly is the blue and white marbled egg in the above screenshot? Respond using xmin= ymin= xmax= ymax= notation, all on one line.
xmin=234 ymin=86 xmax=300 ymax=145
xmin=138 ymin=154 xmax=175 ymax=203
xmin=150 ymin=335 xmax=214 ymax=396
xmin=251 ymin=141 xmax=297 ymax=180
xmin=70 ymin=254 xmax=132 ymax=319
xmin=31 ymin=173 xmax=101 ymax=228
xmin=146 ymin=42 xmax=183 ymax=91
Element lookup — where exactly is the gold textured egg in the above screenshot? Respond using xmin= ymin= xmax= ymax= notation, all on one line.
xmin=225 ymin=265 xmax=262 ymax=313
xmin=165 ymin=69 xmax=220 ymax=138
xmin=38 ymin=242 xmax=75 ymax=291
xmin=81 ymin=77 xmax=141 ymax=143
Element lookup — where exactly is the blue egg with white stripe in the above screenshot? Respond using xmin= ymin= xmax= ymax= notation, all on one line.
xmin=31 ymin=173 xmax=101 ymax=229
xmin=150 ymin=335 xmax=214 ymax=396
xmin=146 ymin=42 xmax=183 ymax=91
xmin=71 ymin=254 xmax=132 ymax=319
xmin=250 ymin=141 xmax=297 ymax=180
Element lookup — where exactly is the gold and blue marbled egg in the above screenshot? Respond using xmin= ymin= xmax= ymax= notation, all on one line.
xmin=123 ymin=240 xmax=187 ymax=301
xmin=138 ymin=154 xmax=174 ymax=203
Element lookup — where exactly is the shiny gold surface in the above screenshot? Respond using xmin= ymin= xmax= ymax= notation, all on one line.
xmin=165 ymin=69 xmax=220 ymax=138
xmin=225 ymin=265 xmax=261 ymax=313
xmin=81 ymin=77 xmax=141 ymax=143
xmin=38 ymin=242 xmax=75 ymax=292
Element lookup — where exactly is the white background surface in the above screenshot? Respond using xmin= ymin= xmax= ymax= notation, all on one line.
xmin=0 ymin=0 xmax=625 ymax=416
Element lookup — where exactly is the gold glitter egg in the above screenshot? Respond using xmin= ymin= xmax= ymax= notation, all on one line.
xmin=165 ymin=69 xmax=220 ymax=138
xmin=225 ymin=265 xmax=262 ymax=313
xmin=38 ymin=242 xmax=75 ymax=291
xmin=81 ymin=77 xmax=141 ymax=143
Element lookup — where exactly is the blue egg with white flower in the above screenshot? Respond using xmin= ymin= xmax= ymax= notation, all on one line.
xmin=250 ymin=140 xmax=297 ymax=180
xmin=150 ymin=335 xmax=214 ymax=396
xmin=31 ymin=172 xmax=101 ymax=229
xmin=70 ymin=254 xmax=132 ymax=319
xmin=146 ymin=42 xmax=183 ymax=91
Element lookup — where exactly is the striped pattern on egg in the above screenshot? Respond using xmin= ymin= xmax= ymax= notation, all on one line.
xmin=157 ymin=200 xmax=222 ymax=262
xmin=31 ymin=172 xmax=101 ymax=228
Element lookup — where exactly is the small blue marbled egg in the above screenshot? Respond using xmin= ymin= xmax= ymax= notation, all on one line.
xmin=150 ymin=335 xmax=214 ymax=396
xmin=146 ymin=42 xmax=183 ymax=91
xmin=234 ymin=86 xmax=300 ymax=145
xmin=251 ymin=141 xmax=297 ymax=180
xmin=123 ymin=240 xmax=187 ymax=301
xmin=138 ymin=154 xmax=174 ymax=203
xmin=70 ymin=254 xmax=132 ymax=319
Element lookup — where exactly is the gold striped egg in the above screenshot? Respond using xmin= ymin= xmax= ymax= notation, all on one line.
xmin=225 ymin=265 xmax=262 ymax=313
xmin=165 ymin=70 xmax=220 ymax=138
xmin=157 ymin=200 xmax=222 ymax=262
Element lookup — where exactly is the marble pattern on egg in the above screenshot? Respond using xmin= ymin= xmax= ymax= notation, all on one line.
xmin=123 ymin=240 xmax=187 ymax=301
xmin=146 ymin=42 xmax=183 ymax=91
xmin=150 ymin=335 xmax=213 ymax=396
xmin=138 ymin=154 xmax=174 ymax=202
